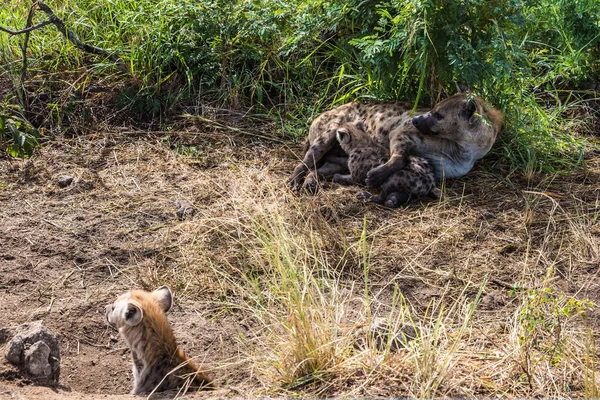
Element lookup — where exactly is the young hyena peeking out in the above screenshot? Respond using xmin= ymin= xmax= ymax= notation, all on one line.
xmin=105 ymin=286 xmax=213 ymax=395
xmin=288 ymin=93 xmax=503 ymax=193
xmin=334 ymin=121 xmax=440 ymax=208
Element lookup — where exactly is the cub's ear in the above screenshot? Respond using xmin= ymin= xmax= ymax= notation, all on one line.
xmin=336 ymin=127 xmax=350 ymax=144
xmin=123 ymin=303 xmax=143 ymax=326
xmin=152 ymin=286 xmax=173 ymax=312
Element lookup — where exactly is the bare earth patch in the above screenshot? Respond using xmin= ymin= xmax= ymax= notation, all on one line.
xmin=0 ymin=129 xmax=599 ymax=398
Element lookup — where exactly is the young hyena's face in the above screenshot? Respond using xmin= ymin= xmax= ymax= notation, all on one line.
xmin=105 ymin=286 xmax=173 ymax=329
xmin=105 ymin=291 xmax=140 ymax=329
xmin=335 ymin=121 xmax=370 ymax=150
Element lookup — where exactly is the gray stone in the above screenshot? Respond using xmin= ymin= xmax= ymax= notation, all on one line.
xmin=175 ymin=199 xmax=195 ymax=220
xmin=4 ymin=320 xmax=60 ymax=385
xmin=482 ymin=210 xmax=497 ymax=220
xmin=57 ymin=175 xmax=74 ymax=188
xmin=6 ymin=336 xmax=23 ymax=364
xmin=24 ymin=341 xmax=52 ymax=377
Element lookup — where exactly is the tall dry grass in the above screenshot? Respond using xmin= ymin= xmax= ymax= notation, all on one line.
xmin=130 ymin=149 xmax=599 ymax=397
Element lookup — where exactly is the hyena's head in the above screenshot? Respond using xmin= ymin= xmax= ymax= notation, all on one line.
xmin=105 ymin=286 xmax=172 ymax=330
xmin=335 ymin=121 xmax=371 ymax=152
xmin=412 ymin=94 xmax=504 ymax=150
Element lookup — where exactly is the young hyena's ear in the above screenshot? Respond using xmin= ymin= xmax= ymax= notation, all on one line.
xmin=123 ymin=302 xmax=143 ymax=326
xmin=152 ymin=286 xmax=173 ymax=312
xmin=336 ymin=127 xmax=351 ymax=144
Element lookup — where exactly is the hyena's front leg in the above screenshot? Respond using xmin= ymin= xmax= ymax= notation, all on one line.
xmin=365 ymin=129 xmax=416 ymax=188
xmin=305 ymin=159 xmax=349 ymax=192
xmin=288 ymin=135 xmax=337 ymax=192
xmin=332 ymin=173 xmax=355 ymax=186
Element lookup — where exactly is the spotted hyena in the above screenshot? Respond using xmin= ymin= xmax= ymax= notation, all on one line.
xmin=105 ymin=287 xmax=213 ymax=394
xmin=288 ymin=93 xmax=504 ymax=193
xmin=333 ymin=121 xmax=440 ymax=208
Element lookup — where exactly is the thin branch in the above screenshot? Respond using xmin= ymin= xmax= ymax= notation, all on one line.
xmin=21 ymin=2 xmax=37 ymax=88
xmin=0 ymin=19 xmax=53 ymax=35
xmin=0 ymin=2 xmax=128 ymax=74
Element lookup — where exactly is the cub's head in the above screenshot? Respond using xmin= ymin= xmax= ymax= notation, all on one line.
xmin=412 ymin=94 xmax=504 ymax=150
xmin=336 ymin=121 xmax=370 ymax=151
xmin=105 ymin=286 xmax=173 ymax=329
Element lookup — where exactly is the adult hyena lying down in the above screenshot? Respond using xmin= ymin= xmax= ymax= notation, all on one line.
xmin=334 ymin=121 xmax=440 ymax=208
xmin=288 ymin=94 xmax=503 ymax=193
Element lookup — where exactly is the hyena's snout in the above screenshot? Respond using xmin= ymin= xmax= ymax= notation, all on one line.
xmin=412 ymin=113 xmax=436 ymax=135
xmin=105 ymin=304 xmax=116 ymax=327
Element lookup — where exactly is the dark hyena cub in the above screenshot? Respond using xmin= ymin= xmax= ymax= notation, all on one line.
xmin=334 ymin=122 xmax=441 ymax=208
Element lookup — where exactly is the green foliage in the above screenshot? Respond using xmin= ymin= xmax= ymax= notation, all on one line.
xmin=518 ymin=286 xmax=594 ymax=366
xmin=0 ymin=0 xmax=598 ymax=169
xmin=0 ymin=97 xmax=40 ymax=158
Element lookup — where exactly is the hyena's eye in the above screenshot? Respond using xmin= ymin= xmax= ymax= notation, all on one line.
xmin=433 ymin=112 xmax=444 ymax=120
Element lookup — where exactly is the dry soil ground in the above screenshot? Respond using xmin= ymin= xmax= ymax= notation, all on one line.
xmin=0 ymin=125 xmax=599 ymax=398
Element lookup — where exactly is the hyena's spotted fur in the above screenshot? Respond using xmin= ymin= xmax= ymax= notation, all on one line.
xmin=288 ymin=94 xmax=503 ymax=194
xmin=334 ymin=122 xmax=440 ymax=208
xmin=105 ymin=287 xmax=213 ymax=395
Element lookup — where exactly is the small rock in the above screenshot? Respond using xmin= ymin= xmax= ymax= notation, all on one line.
xmin=175 ymin=199 xmax=195 ymax=220
xmin=480 ymin=291 xmax=506 ymax=310
xmin=24 ymin=341 xmax=52 ymax=377
xmin=4 ymin=320 xmax=60 ymax=386
xmin=353 ymin=318 xmax=418 ymax=351
xmin=57 ymin=176 xmax=73 ymax=188
xmin=482 ymin=211 xmax=497 ymax=220
xmin=74 ymin=215 xmax=85 ymax=221
xmin=6 ymin=337 xmax=23 ymax=364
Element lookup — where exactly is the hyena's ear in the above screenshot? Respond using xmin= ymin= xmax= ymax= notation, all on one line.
xmin=356 ymin=120 xmax=367 ymax=133
xmin=461 ymin=98 xmax=478 ymax=123
xmin=336 ymin=127 xmax=351 ymax=144
xmin=152 ymin=286 xmax=173 ymax=312
xmin=123 ymin=302 xmax=143 ymax=326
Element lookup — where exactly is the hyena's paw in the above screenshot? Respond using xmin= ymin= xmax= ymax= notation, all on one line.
xmin=430 ymin=187 xmax=442 ymax=199
xmin=356 ymin=191 xmax=373 ymax=201
xmin=302 ymin=176 xmax=320 ymax=194
xmin=365 ymin=167 xmax=387 ymax=188
xmin=287 ymin=173 xmax=306 ymax=192
xmin=383 ymin=192 xmax=410 ymax=208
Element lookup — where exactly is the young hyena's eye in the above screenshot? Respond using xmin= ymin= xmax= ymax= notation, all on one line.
xmin=433 ymin=112 xmax=444 ymax=120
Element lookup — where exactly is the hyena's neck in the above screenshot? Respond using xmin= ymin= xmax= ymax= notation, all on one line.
xmin=415 ymin=135 xmax=472 ymax=179
xmin=122 ymin=318 xmax=181 ymax=366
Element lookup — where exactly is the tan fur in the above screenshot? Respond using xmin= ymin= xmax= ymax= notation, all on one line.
xmin=105 ymin=287 xmax=212 ymax=395
xmin=288 ymin=94 xmax=503 ymax=193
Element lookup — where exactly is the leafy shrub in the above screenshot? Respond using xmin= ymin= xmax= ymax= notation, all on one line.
xmin=0 ymin=98 xmax=40 ymax=158
xmin=0 ymin=0 xmax=598 ymax=168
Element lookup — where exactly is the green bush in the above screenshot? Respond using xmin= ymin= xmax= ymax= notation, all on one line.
xmin=0 ymin=98 xmax=40 ymax=158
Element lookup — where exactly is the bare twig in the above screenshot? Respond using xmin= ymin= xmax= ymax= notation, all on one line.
xmin=0 ymin=19 xmax=53 ymax=35
xmin=20 ymin=2 xmax=37 ymax=110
